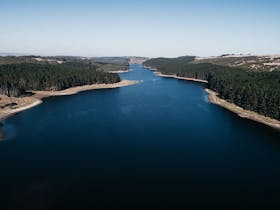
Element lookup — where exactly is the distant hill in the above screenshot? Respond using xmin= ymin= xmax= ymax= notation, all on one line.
xmin=90 ymin=57 xmax=129 ymax=65
xmin=143 ymin=56 xmax=195 ymax=69
xmin=128 ymin=56 xmax=149 ymax=64
xmin=194 ymin=55 xmax=280 ymax=72
xmin=0 ymin=55 xmax=130 ymax=72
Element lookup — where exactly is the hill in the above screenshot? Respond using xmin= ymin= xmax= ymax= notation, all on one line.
xmin=194 ymin=55 xmax=280 ymax=72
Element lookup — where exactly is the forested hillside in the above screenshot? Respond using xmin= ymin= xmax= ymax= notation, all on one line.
xmin=0 ymin=63 xmax=120 ymax=97
xmin=0 ymin=56 xmax=130 ymax=72
xmin=95 ymin=63 xmax=129 ymax=72
xmin=90 ymin=57 xmax=129 ymax=65
xmin=144 ymin=58 xmax=280 ymax=121
xmin=144 ymin=56 xmax=195 ymax=69
xmin=90 ymin=57 xmax=129 ymax=72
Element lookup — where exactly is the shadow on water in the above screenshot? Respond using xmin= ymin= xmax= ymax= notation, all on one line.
xmin=0 ymin=122 xmax=17 ymax=141
xmin=0 ymin=122 xmax=4 ymax=140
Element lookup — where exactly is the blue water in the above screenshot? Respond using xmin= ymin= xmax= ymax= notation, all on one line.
xmin=0 ymin=64 xmax=280 ymax=209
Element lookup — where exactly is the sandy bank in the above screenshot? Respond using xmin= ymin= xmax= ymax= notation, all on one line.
xmin=0 ymin=95 xmax=42 ymax=122
xmin=33 ymin=80 xmax=139 ymax=98
xmin=143 ymin=65 xmax=158 ymax=71
xmin=144 ymin=65 xmax=208 ymax=83
xmin=205 ymin=89 xmax=280 ymax=130
xmin=0 ymin=80 xmax=139 ymax=121
xmin=108 ymin=70 xmax=130 ymax=73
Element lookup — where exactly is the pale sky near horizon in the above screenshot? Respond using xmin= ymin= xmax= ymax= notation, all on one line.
xmin=0 ymin=0 xmax=280 ymax=57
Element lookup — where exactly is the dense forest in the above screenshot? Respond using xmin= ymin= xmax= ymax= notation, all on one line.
xmin=144 ymin=57 xmax=280 ymax=121
xmin=95 ymin=63 xmax=129 ymax=72
xmin=0 ymin=63 xmax=120 ymax=97
xmin=90 ymin=57 xmax=129 ymax=65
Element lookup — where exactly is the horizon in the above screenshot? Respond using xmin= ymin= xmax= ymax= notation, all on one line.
xmin=1 ymin=52 xmax=280 ymax=59
xmin=1 ymin=0 xmax=280 ymax=57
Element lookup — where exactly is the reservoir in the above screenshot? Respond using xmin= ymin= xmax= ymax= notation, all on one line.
xmin=1 ymin=64 xmax=280 ymax=209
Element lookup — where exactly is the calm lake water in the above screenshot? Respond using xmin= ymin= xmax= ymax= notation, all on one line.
xmin=1 ymin=64 xmax=280 ymax=209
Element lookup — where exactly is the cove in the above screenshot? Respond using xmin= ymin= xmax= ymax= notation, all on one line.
xmin=0 ymin=64 xmax=280 ymax=209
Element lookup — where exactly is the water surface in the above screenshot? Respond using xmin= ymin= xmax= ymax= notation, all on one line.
xmin=1 ymin=64 xmax=280 ymax=209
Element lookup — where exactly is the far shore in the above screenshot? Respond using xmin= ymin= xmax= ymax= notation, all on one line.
xmin=146 ymin=65 xmax=280 ymax=130
xmin=108 ymin=69 xmax=130 ymax=73
xmin=0 ymin=80 xmax=139 ymax=121
xmin=144 ymin=65 xmax=208 ymax=83
xmin=155 ymin=72 xmax=208 ymax=83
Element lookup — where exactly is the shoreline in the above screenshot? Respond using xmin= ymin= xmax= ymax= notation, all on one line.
xmin=144 ymin=65 xmax=208 ymax=83
xmin=146 ymin=65 xmax=280 ymax=130
xmin=155 ymin=72 xmax=208 ymax=83
xmin=108 ymin=69 xmax=130 ymax=73
xmin=205 ymin=89 xmax=280 ymax=130
xmin=0 ymin=80 xmax=139 ymax=121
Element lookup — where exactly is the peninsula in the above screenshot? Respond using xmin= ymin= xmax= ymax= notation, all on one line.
xmin=0 ymin=80 xmax=138 ymax=121
xmin=0 ymin=56 xmax=138 ymax=121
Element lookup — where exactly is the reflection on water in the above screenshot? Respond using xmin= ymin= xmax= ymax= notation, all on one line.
xmin=0 ymin=130 xmax=4 ymax=141
xmin=0 ymin=122 xmax=16 ymax=141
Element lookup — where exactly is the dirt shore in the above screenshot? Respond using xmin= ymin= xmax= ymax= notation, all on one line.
xmin=108 ymin=70 xmax=130 ymax=73
xmin=205 ymin=89 xmax=280 ymax=130
xmin=0 ymin=80 xmax=139 ymax=121
xmin=144 ymin=65 xmax=208 ymax=83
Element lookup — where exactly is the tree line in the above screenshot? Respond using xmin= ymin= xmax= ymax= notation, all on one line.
xmin=144 ymin=57 xmax=280 ymax=121
xmin=0 ymin=63 xmax=121 ymax=97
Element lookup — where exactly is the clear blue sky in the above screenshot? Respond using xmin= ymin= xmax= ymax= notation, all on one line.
xmin=0 ymin=0 xmax=279 ymax=57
